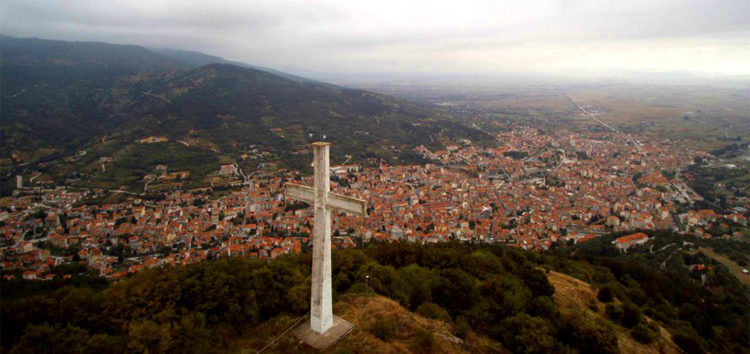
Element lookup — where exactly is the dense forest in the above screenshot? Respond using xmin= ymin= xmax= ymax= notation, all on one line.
xmin=2 ymin=232 xmax=748 ymax=353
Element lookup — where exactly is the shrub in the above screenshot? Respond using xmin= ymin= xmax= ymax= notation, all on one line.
xmin=10 ymin=324 xmax=98 ymax=354
xmin=371 ymin=317 xmax=396 ymax=341
xmin=499 ymin=314 xmax=557 ymax=354
xmin=454 ymin=317 xmax=471 ymax=339
xmin=672 ymin=332 xmax=706 ymax=354
xmin=410 ymin=329 xmax=435 ymax=353
xmin=597 ymin=286 xmax=614 ymax=303
xmin=559 ymin=314 xmax=619 ymax=354
xmin=416 ymin=302 xmax=451 ymax=322
xmin=621 ymin=303 xmax=643 ymax=328
xmin=606 ymin=303 xmax=623 ymax=323
xmin=631 ymin=322 xmax=659 ymax=344
xmin=529 ymin=296 xmax=556 ymax=318
xmin=520 ymin=268 xmax=555 ymax=297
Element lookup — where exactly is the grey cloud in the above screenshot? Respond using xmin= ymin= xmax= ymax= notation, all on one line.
xmin=1 ymin=0 xmax=748 ymax=76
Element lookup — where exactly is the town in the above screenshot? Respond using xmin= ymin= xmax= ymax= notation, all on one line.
xmin=2 ymin=127 xmax=747 ymax=281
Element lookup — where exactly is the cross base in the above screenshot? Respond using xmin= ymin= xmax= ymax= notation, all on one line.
xmin=293 ymin=315 xmax=355 ymax=351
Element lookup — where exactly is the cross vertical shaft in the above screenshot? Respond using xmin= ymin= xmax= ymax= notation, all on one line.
xmin=311 ymin=142 xmax=333 ymax=333
xmin=285 ymin=142 xmax=365 ymax=339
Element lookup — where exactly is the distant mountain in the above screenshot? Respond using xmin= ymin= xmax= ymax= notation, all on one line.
xmin=151 ymin=47 xmax=316 ymax=83
xmin=149 ymin=47 xmax=227 ymax=68
xmin=1 ymin=35 xmax=187 ymax=163
xmin=0 ymin=35 xmax=186 ymax=86
xmin=0 ymin=35 xmax=491 ymax=190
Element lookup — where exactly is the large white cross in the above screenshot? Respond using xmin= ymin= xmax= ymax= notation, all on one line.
xmin=285 ymin=142 xmax=366 ymax=334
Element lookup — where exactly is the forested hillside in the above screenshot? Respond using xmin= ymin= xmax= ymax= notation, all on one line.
xmin=0 ymin=35 xmax=185 ymax=158
xmin=2 ymin=236 xmax=747 ymax=353
xmin=1 ymin=35 xmax=492 ymax=193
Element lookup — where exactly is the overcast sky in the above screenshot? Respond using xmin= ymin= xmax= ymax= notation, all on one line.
xmin=2 ymin=0 xmax=749 ymax=79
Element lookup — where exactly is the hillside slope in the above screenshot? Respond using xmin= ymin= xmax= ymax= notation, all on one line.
xmin=122 ymin=63 xmax=482 ymax=160
xmin=547 ymin=271 xmax=680 ymax=354
xmin=1 ymin=36 xmax=492 ymax=191
xmin=1 ymin=35 xmax=186 ymax=162
xmin=151 ymin=47 xmax=318 ymax=83
xmin=2 ymin=241 xmax=748 ymax=353
xmin=241 ymin=294 xmax=506 ymax=353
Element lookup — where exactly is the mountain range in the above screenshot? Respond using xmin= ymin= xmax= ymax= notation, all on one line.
xmin=0 ymin=35 xmax=491 ymax=191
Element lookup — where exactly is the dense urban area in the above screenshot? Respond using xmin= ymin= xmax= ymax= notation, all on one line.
xmin=3 ymin=127 xmax=747 ymax=281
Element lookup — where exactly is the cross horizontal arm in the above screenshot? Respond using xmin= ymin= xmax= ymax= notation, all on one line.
xmin=285 ymin=183 xmax=367 ymax=216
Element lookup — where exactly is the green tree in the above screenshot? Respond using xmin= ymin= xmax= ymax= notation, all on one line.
xmin=433 ymin=268 xmax=478 ymax=316
xmin=416 ymin=302 xmax=451 ymax=322
xmin=499 ymin=314 xmax=556 ymax=354
xmin=559 ymin=313 xmax=619 ymax=354
xmin=10 ymin=324 xmax=92 ymax=354
xmin=480 ymin=275 xmax=532 ymax=320
xmin=397 ymin=264 xmax=435 ymax=309
xmin=622 ymin=303 xmax=643 ymax=328
xmin=520 ymin=268 xmax=555 ymax=298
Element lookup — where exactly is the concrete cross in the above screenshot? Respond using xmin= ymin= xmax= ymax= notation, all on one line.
xmin=285 ymin=142 xmax=366 ymax=334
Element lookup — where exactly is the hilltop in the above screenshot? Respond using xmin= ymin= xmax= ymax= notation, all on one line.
xmin=241 ymin=294 xmax=493 ymax=353
xmin=2 ymin=238 xmax=747 ymax=353
xmin=243 ymin=274 xmax=681 ymax=354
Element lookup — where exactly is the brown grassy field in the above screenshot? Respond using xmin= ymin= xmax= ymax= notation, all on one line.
xmin=238 ymin=293 xmax=504 ymax=354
